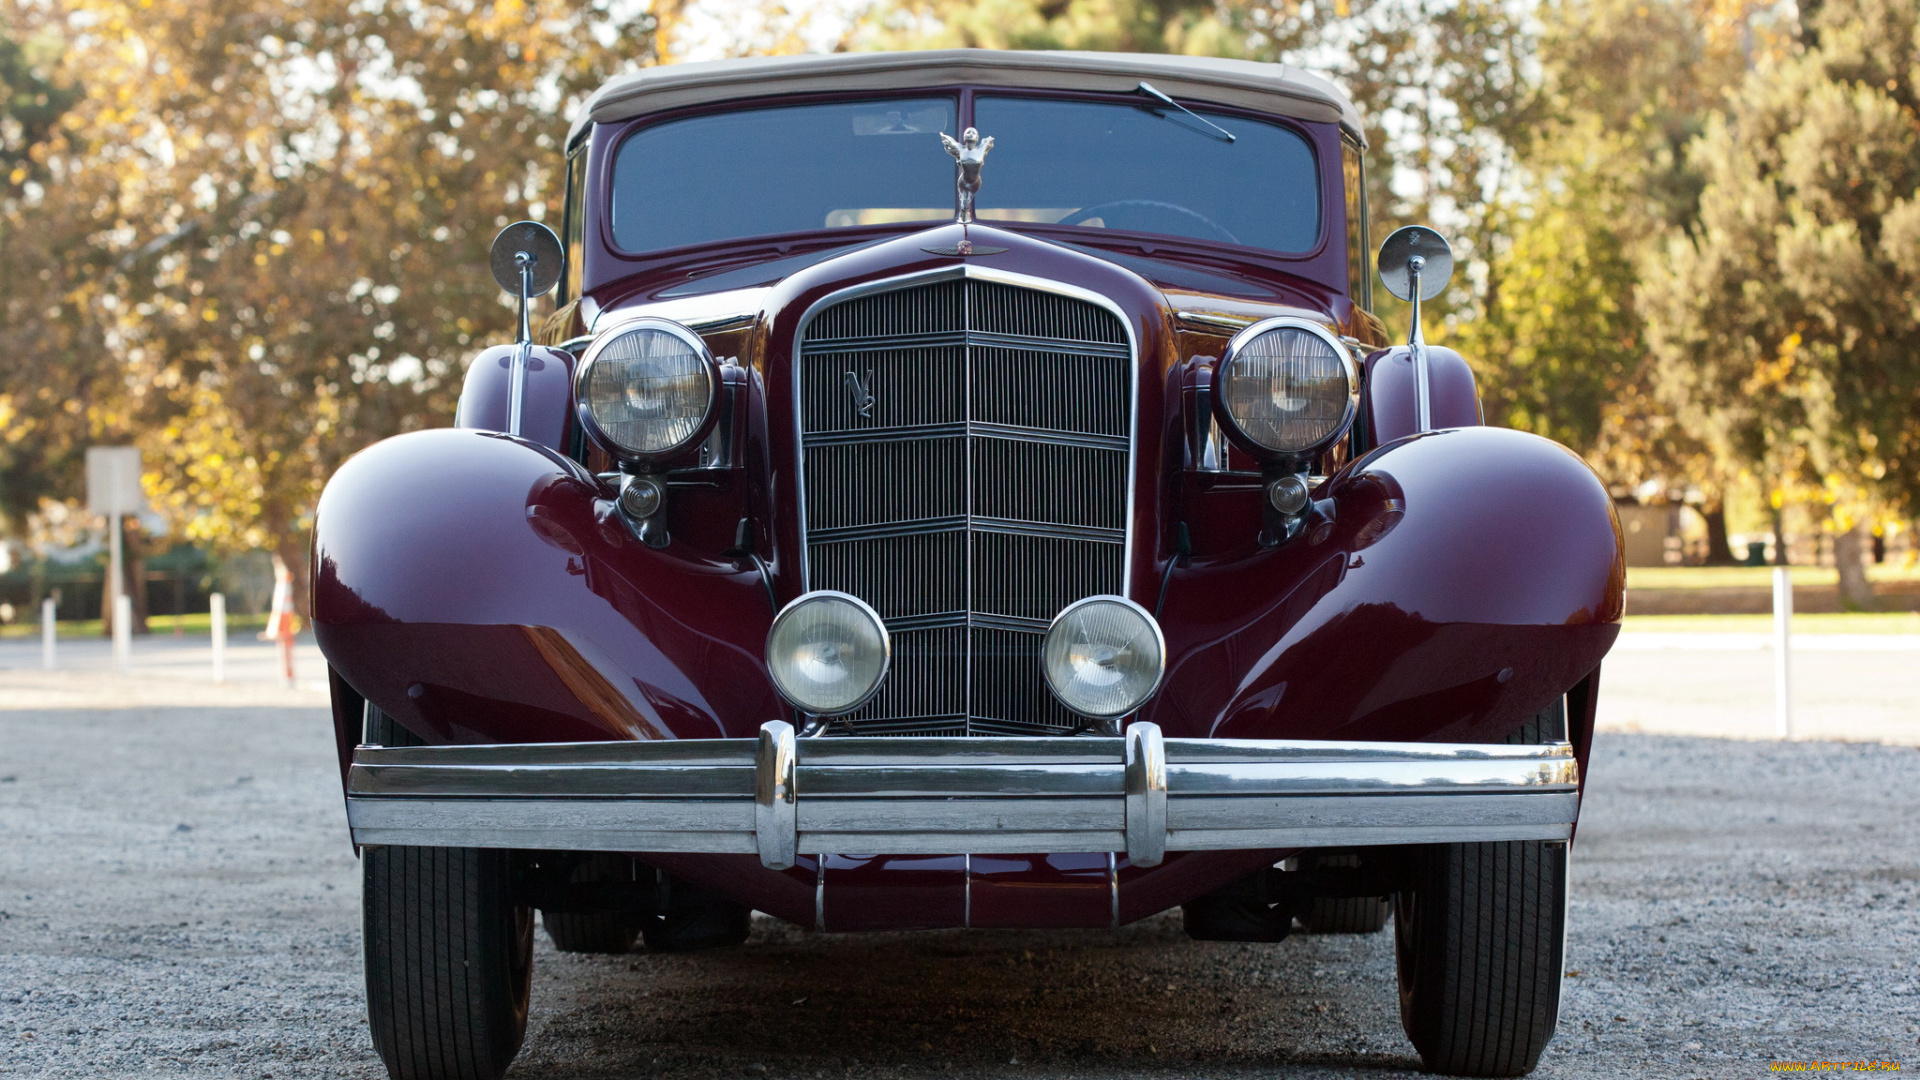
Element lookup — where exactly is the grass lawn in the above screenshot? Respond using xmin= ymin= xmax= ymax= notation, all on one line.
xmin=1623 ymin=612 xmax=1920 ymax=634
xmin=0 ymin=611 xmax=273 ymax=639
xmin=1627 ymin=563 xmax=1920 ymax=590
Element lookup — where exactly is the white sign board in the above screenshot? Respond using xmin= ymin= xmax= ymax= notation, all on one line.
xmin=85 ymin=446 xmax=146 ymax=517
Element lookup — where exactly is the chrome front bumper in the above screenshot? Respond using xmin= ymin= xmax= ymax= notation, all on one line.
xmin=346 ymin=721 xmax=1579 ymax=869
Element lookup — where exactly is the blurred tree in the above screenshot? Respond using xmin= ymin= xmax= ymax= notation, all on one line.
xmin=0 ymin=17 xmax=94 ymax=534
xmin=2 ymin=0 xmax=665 ymax=614
xmin=1641 ymin=0 xmax=1918 ymax=605
xmin=1451 ymin=0 xmax=1785 ymax=561
xmin=1455 ymin=117 xmax=1642 ymax=455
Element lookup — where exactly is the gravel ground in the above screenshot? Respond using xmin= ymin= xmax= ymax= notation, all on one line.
xmin=2 ymin=688 xmax=1917 ymax=1078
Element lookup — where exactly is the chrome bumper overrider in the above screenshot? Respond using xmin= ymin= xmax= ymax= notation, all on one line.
xmin=345 ymin=721 xmax=1580 ymax=869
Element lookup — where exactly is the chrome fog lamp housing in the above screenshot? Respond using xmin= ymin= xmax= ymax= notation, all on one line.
xmin=1214 ymin=317 xmax=1357 ymax=461
xmin=575 ymin=317 xmax=718 ymax=463
xmin=1042 ymin=596 xmax=1166 ymax=720
xmin=766 ymin=591 xmax=891 ymax=716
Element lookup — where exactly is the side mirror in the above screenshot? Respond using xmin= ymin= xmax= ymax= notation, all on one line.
xmin=1376 ymin=225 xmax=1453 ymax=347
xmin=490 ymin=220 xmax=563 ymax=344
xmin=1376 ymin=226 xmax=1454 ymax=433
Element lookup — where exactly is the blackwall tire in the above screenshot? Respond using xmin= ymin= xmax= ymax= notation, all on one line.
xmin=363 ymin=845 xmax=533 ymax=1080
xmin=1295 ymin=851 xmax=1391 ymax=934
xmin=363 ymin=703 xmax=425 ymax=748
xmin=1393 ymin=839 xmax=1568 ymax=1076
xmin=640 ymin=901 xmax=752 ymax=953
xmin=1298 ymin=895 xmax=1391 ymax=934
xmin=543 ymin=910 xmax=640 ymax=954
xmin=538 ymin=853 xmax=642 ymax=954
xmin=1392 ymin=700 xmax=1573 ymax=1077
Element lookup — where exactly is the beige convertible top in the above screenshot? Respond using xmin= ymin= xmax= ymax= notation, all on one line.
xmin=568 ymin=49 xmax=1364 ymax=147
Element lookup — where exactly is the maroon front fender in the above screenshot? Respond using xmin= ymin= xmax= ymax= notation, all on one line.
xmin=313 ymin=428 xmax=786 ymax=768
xmin=1151 ymin=426 xmax=1624 ymax=747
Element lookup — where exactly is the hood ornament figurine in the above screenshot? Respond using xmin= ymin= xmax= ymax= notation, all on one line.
xmin=939 ymin=127 xmax=994 ymax=223
xmin=926 ymin=128 xmax=1006 ymax=256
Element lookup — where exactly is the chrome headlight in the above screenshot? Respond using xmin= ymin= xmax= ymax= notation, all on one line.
xmin=766 ymin=591 xmax=891 ymax=716
xmin=1214 ymin=318 xmax=1356 ymax=459
xmin=1042 ymin=596 xmax=1166 ymax=719
xmin=575 ymin=318 xmax=717 ymax=461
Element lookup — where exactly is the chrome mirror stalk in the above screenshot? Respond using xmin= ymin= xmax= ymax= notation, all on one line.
xmin=487 ymin=221 xmax=563 ymax=436
xmin=1377 ymin=226 xmax=1455 ymax=434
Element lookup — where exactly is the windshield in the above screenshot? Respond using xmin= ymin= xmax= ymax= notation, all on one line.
xmin=972 ymin=96 xmax=1319 ymax=253
xmin=609 ymin=94 xmax=1321 ymax=255
xmin=611 ymin=98 xmax=958 ymax=253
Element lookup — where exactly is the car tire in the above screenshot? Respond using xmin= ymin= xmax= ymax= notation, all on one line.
xmin=364 ymin=845 xmax=533 ymax=1080
xmin=1393 ymin=840 xmax=1567 ymax=1077
xmin=1392 ymin=702 xmax=1571 ymax=1077
xmin=543 ymin=909 xmax=641 ymax=954
xmin=640 ymin=901 xmax=752 ymax=953
xmin=363 ymin=702 xmax=426 ymax=748
xmin=540 ymin=854 xmax=643 ymax=954
xmin=1298 ymin=895 xmax=1392 ymax=933
xmin=1294 ymin=852 xmax=1390 ymax=934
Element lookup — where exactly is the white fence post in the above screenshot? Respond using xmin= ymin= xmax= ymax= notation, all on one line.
xmin=41 ymin=597 xmax=55 ymax=671
xmin=210 ymin=593 xmax=227 ymax=684
xmin=1773 ymin=566 xmax=1793 ymax=740
xmin=113 ymin=594 xmax=133 ymax=675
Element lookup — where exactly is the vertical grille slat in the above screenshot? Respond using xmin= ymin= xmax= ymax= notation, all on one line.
xmin=800 ymin=277 xmax=1132 ymax=736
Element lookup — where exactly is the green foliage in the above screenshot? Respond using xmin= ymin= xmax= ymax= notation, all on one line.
xmin=1641 ymin=0 xmax=1920 ymax=522
xmin=0 ymin=0 xmax=663 ymax=600
xmin=1454 ymin=121 xmax=1644 ymax=452
xmin=4 ymin=0 xmax=1914 ymax=603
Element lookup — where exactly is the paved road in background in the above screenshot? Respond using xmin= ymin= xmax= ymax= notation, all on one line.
xmin=1601 ymin=633 xmax=1919 ymax=745
xmin=2 ymin=642 xmax=1916 ymax=1079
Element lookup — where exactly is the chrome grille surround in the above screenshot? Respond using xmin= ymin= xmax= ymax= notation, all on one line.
xmin=794 ymin=267 xmax=1136 ymax=737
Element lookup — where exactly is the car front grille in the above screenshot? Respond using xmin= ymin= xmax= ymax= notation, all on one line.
xmin=798 ymin=277 xmax=1132 ymax=736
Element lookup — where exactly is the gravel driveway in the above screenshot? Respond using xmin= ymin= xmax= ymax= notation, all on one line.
xmin=2 ymin=686 xmax=1915 ymax=1078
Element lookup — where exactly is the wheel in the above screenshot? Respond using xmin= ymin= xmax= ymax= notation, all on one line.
xmin=1392 ymin=702 xmax=1571 ymax=1076
xmin=543 ymin=909 xmax=641 ymax=954
xmin=541 ymin=854 xmax=642 ymax=954
xmin=640 ymin=895 xmax=752 ymax=953
xmin=1299 ymin=895 xmax=1391 ymax=933
xmin=364 ymin=845 xmax=533 ymax=1080
xmin=1295 ymin=852 xmax=1390 ymax=934
xmin=1393 ymin=841 xmax=1567 ymax=1076
xmin=363 ymin=702 xmax=425 ymax=747
xmin=1181 ymin=868 xmax=1288 ymax=942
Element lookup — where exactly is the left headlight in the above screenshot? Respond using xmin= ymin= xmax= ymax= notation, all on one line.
xmin=575 ymin=317 xmax=717 ymax=462
xmin=766 ymin=591 xmax=891 ymax=716
xmin=1213 ymin=317 xmax=1356 ymax=461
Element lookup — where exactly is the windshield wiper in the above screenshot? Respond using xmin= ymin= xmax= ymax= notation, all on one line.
xmin=1136 ymin=81 xmax=1236 ymax=143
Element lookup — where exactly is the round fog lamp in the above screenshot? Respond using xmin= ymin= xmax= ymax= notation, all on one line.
xmin=766 ymin=591 xmax=890 ymax=715
xmin=1042 ymin=596 xmax=1166 ymax=719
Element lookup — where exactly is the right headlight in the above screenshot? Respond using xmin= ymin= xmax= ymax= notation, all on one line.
xmin=574 ymin=317 xmax=717 ymax=462
xmin=1042 ymin=596 xmax=1166 ymax=719
xmin=1214 ymin=317 xmax=1357 ymax=460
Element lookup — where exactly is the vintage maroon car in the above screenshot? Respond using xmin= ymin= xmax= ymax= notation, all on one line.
xmin=313 ymin=50 xmax=1623 ymax=1080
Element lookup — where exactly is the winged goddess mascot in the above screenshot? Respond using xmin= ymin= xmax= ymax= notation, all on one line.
xmin=940 ymin=127 xmax=994 ymax=223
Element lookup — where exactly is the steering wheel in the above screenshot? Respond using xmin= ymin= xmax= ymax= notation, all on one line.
xmin=1059 ymin=200 xmax=1239 ymax=245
